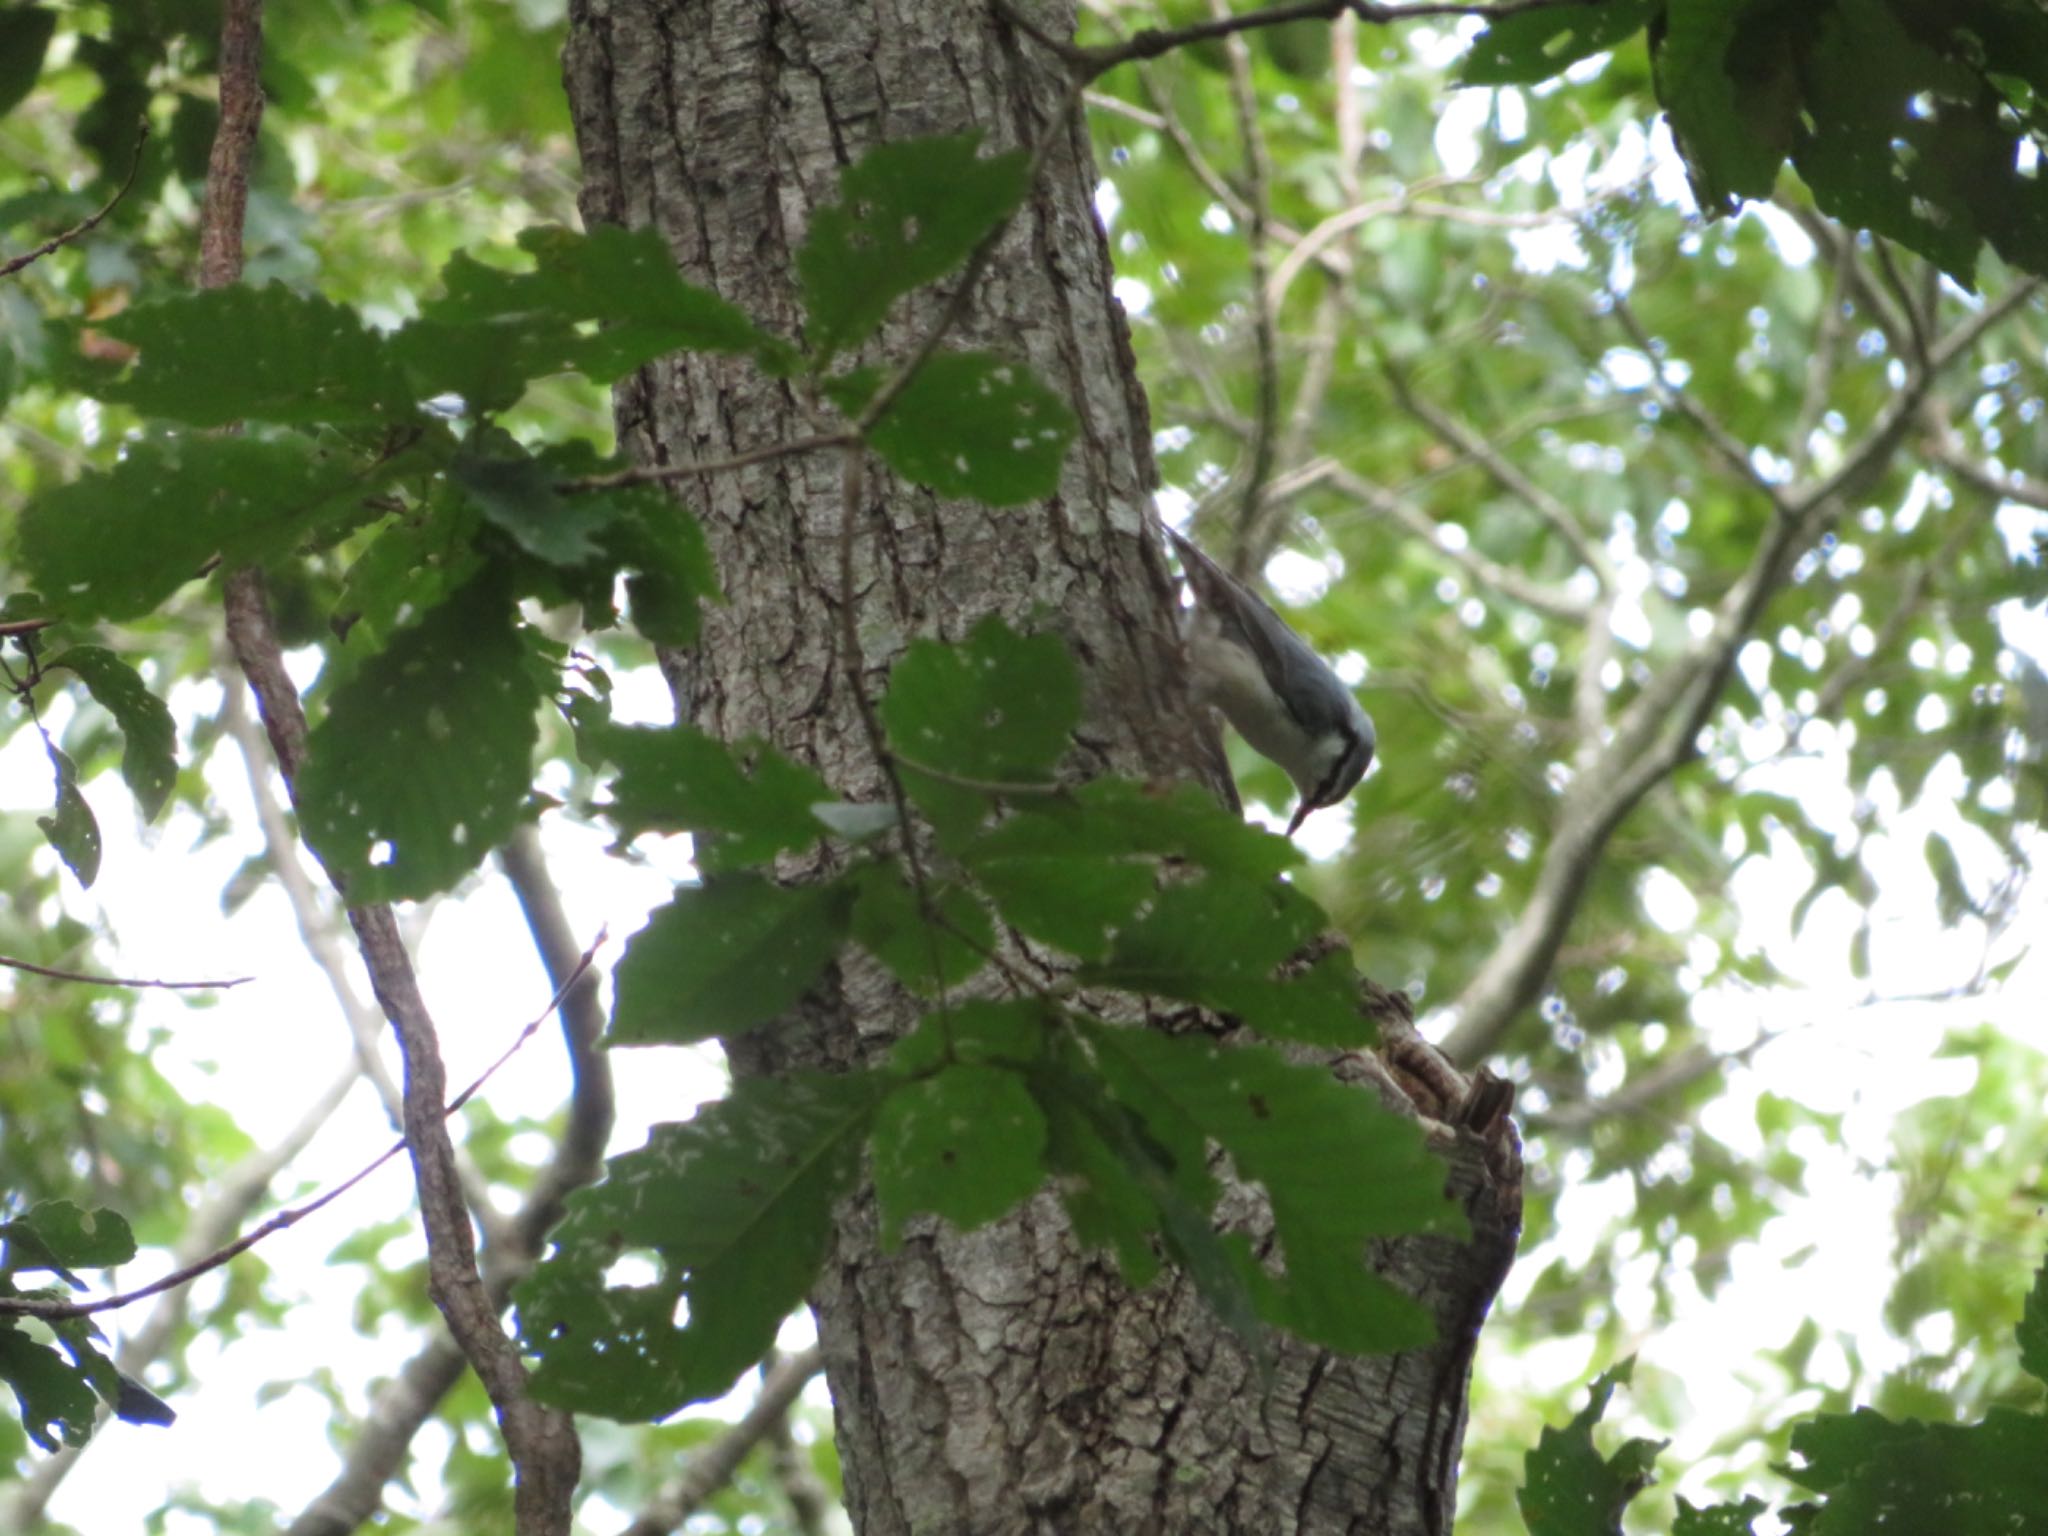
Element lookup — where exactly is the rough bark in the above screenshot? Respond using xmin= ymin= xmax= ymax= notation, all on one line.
xmin=561 ymin=3 xmax=1521 ymax=1531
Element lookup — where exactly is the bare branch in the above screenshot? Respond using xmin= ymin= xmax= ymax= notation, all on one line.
xmin=0 ymin=1062 xmax=361 ymax=1531
xmin=0 ymin=953 xmax=251 ymax=990
xmin=619 ymin=1348 xmax=828 ymax=1536
xmin=1322 ymin=461 xmax=1592 ymax=622
xmin=0 ymin=121 xmax=149 ymax=280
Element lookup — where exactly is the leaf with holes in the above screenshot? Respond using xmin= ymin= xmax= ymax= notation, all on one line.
xmin=798 ymin=131 xmax=1032 ymax=362
xmin=1078 ymin=877 xmax=1373 ymax=1048
xmin=35 ymin=743 xmax=99 ymax=889
xmin=872 ymin=1064 xmax=1047 ymax=1245
xmin=829 ymin=350 xmax=1075 ymax=505
xmin=849 ymin=864 xmax=993 ymax=994
xmin=17 ymin=434 xmax=402 ymax=625
xmin=1080 ymin=1022 xmax=1459 ymax=1352
xmin=1520 ymin=1361 xmax=1667 ymax=1536
xmin=611 ymin=876 xmax=855 ymax=1044
xmin=582 ymin=714 xmax=833 ymax=872
xmin=297 ymin=575 xmax=541 ymax=902
xmin=1460 ymin=0 xmax=1656 ymax=85
xmin=62 ymin=284 xmax=413 ymax=427
xmin=517 ymin=1070 xmax=886 ymax=1418
xmin=878 ymin=616 xmax=1080 ymax=841
xmin=44 ymin=647 xmax=178 ymax=822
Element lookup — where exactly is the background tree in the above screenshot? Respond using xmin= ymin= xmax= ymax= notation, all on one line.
xmin=2 ymin=1 xmax=2046 ymax=1534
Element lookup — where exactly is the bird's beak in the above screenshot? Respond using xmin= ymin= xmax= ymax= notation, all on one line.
xmin=1286 ymin=800 xmax=1313 ymax=836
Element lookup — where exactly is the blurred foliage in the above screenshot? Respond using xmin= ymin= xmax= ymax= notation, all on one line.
xmin=2 ymin=0 xmax=2046 ymax=1531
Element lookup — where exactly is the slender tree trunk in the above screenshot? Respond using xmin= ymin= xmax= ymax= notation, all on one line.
xmin=562 ymin=4 xmax=1521 ymax=1530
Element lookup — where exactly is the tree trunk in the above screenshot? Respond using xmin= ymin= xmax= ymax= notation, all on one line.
xmin=562 ymin=4 xmax=1522 ymax=1530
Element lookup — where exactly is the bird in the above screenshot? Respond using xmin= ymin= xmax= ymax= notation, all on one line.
xmin=1166 ymin=526 xmax=1376 ymax=835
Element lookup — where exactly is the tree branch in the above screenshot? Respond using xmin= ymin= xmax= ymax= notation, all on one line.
xmin=0 ymin=121 xmax=149 ymax=280
xmin=618 ymin=1348 xmax=827 ymax=1536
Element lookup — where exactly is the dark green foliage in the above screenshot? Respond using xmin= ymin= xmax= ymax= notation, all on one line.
xmin=33 ymin=741 xmax=98 ymax=888
xmin=798 ymin=131 xmax=1032 ymax=362
xmin=1518 ymin=1361 xmax=1668 ymax=1536
xmin=827 ymin=349 xmax=1078 ymax=505
xmin=517 ymin=1072 xmax=887 ymax=1418
xmin=871 ymin=1063 xmax=1048 ymax=1244
xmin=42 ymin=646 xmax=178 ymax=822
xmin=609 ymin=877 xmax=855 ymax=1045
xmin=296 ymin=574 xmax=542 ymax=901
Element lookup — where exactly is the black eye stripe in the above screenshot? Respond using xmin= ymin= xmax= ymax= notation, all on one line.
xmin=1309 ymin=732 xmax=1372 ymax=808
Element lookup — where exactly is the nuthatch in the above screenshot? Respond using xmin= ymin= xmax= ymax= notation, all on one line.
xmin=1167 ymin=527 xmax=1375 ymax=835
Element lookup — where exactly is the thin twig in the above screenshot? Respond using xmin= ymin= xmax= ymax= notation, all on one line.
xmin=0 ymin=943 xmax=601 ymax=1325
xmin=556 ymin=433 xmax=854 ymax=492
xmin=0 ymin=121 xmax=150 ymax=280
xmin=0 ymin=954 xmax=252 ymax=989
xmin=618 ymin=1348 xmax=827 ymax=1536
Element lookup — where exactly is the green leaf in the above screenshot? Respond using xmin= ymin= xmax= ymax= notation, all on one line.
xmin=962 ymin=832 xmax=1154 ymax=961
xmin=0 ymin=1201 xmax=138 ymax=1275
xmin=878 ymin=616 xmax=1080 ymax=840
xmin=890 ymin=997 xmax=1053 ymax=1076
xmin=333 ymin=493 xmax=486 ymax=647
xmin=517 ymin=1070 xmax=885 ymax=1418
xmin=0 ymin=8 xmax=58 ymax=119
xmin=0 ymin=1330 xmax=100 ymax=1452
xmin=2019 ymin=1250 xmax=2048 ymax=1387
xmin=1519 ymin=1361 xmax=1667 ymax=1536
xmin=1653 ymin=0 xmax=1799 ymax=216
xmin=1078 ymin=877 xmax=1374 ymax=1048
xmin=1675 ymin=1496 xmax=1769 ymax=1536
xmin=395 ymin=224 xmax=784 ymax=411
xmin=17 ymin=434 xmax=397 ymax=625
xmin=611 ymin=876 xmax=854 ymax=1045
xmin=69 ymin=285 xmax=413 ymax=427
xmin=1079 ymin=1023 xmax=1458 ymax=1351
xmin=829 ymin=350 xmax=1076 ymax=505
xmin=297 ymin=576 xmax=542 ymax=902
xmin=849 ymin=865 xmax=992 ymax=994
xmin=1784 ymin=1406 xmax=2048 ymax=1535
xmin=450 ymin=436 xmax=625 ymax=567
xmin=1460 ymin=0 xmax=1656 ymax=85
xmin=44 ymin=646 xmax=178 ymax=822
xmin=872 ymin=1064 xmax=1047 ymax=1244
xmin=36 ymin=742 xmax=100 ymax=889
xmin=797 ymin=131 xmax=1032 ymax=362
xmin=581 ymin=715 xmax=832 ymax=872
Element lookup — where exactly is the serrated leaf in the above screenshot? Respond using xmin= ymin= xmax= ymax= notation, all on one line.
xmin=1080 ymin=1023 xmax=1457 ymax=1351
xmin=581 ymin=715 xmax=832 ymax=871
xmin=516 ymin=1071 xmax=884 ymax=1418
xmin=962 ymin=833 xmax=1154 ymax=960
xmin=44 ymin=646 xmax=177 ymax=821
xmin=872 ymin=1064 xmax=1047 ymax=1244
xmin=1784 ymin=1405 xmax=2048 ymax=1535
xmin=849 ymin=865 xmax=992 ymax=994
xmin=297 ymin=576 xmax=541 ymax=902
xmin=611 ymin=876 xmax=853 ymax=1045
xmin=333 ymin=493 xmax=486 ymax=646
xmin=879 ymin=616 xmax=1080 ymax=840
xmin=450 ymin=437 xmax=624 ymax=567
xmin=0 ymin=8 xmax=58 ymax=119
xmin=1078 ymin=877 xmax=1373 ymax=1048
xmin=1675 ymin=1496 xmax=1769 ymax=1536
xmin=0 ymin=1330 xmax=100 ymax=1452
xmin=2019 ymin=1251 xmax=2048 ymax=1387
xmin=0 ymin=1201 xmax=138 ymax=1275
xmin=394 ymin=224 xmax=783 ymax=411
xmin=797 ymin=131 xmax=1032 ymax=361
xmin=890 ymin=997 xmax=1053 ymax=1077
xmin=1654 ymin=0 xmax=1798 ymax=216
xmin=973 ymin=777 xmax=1300 ymax=879
xmin=1520 ymin=1361 xmax=1667 ymax=1536
xmin=36 ymin=743 xmax=99 ymax=889
xmin=830 ymin=350 xmax=1076 ymax=505
xmin=69 ymin=285 xmax=413 ymax=427
xmin=1460 ymin=0 xmax=1656 ymax=86
xmin=17 ymin=433 xmax=400 ymax=624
